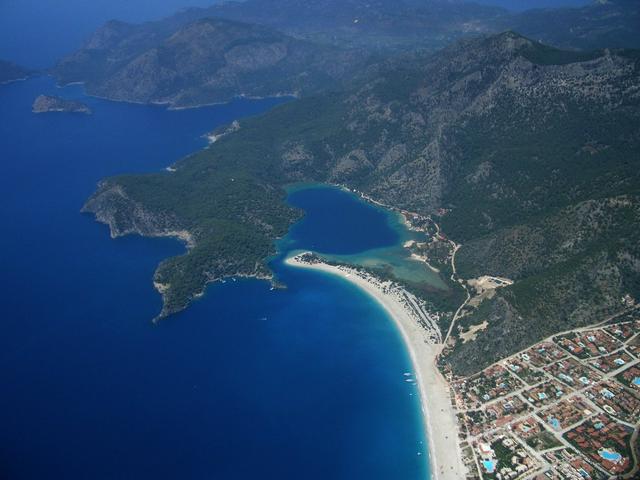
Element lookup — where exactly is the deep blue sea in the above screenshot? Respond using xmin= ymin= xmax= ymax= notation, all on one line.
xmin=0 ymin=77 xmax=428 ymax=479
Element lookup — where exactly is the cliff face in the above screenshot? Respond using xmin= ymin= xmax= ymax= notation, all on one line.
xmin=32 ymin=95 xmax=92 ymax=114
xmin=53 ymin=18 xmax=365 ymax=108
xmin=82 ymin=183 xmax=183 ymax=240
xmin=83 ymin=32 xmax=640 ymax=346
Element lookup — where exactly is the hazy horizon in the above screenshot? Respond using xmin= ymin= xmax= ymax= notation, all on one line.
xmin=1 ymin=0 xmax=593 ymax=69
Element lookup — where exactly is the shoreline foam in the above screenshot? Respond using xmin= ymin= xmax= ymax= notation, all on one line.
xmin=284 ymin=254 xmax=466 ymax=480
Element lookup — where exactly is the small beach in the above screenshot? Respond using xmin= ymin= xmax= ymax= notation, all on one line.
xmin=285 ymin=254 xmax=467 ymax=480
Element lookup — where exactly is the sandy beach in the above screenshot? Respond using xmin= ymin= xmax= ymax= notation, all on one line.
xmin=285 ymin=254 xmax=467 ymax=480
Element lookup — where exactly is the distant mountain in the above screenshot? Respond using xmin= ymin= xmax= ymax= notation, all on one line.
xmin=171 ymin=0 xmax=639 ymax=51
xmin=83 ymin=31 xmax=640 ymax=366
xmin=201 ymin=0 xmax=505 ymax=49
xmin=505 ymin=0 xmax=640 ymax=49
xmin=0 ymin=60 xmax=33 ymax=84
xmin=471 ymin=0 xmax=590 ymax=12
xmin=52 ymin=0 xmax=639 ymax=109
xmin=52 ymin=17 xmax=367 ymax=108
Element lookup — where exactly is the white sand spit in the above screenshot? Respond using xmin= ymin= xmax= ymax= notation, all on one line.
xmin=285 ymin=254 xmax=466 ymax=480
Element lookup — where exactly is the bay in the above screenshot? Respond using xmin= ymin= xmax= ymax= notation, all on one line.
xmin=0 ymin=77 xmax=429 ymax=479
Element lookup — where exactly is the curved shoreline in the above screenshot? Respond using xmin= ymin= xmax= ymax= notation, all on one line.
xmin=284 ymin=254 xmax=466 ymax=480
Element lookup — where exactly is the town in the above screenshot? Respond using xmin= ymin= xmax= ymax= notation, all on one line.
xmin=444 ymin=308 xmax=640 ymax=479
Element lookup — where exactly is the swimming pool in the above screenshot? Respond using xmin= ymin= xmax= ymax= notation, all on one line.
xmin=482 ymin=460 xmax=496 ymax=473
xmin=599 ymin=448 xmax=622 ymax=463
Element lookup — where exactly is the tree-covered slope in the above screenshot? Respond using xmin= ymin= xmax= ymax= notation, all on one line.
xmin=82 ymin=96 xmax=345 ymax=318
xmin=84 ymin=33 xmax=640 ymax=374
xmin=53 ymin=17 xmax=366 ymax=108
xmin=449 ymin=196 xmax=640 ymax=375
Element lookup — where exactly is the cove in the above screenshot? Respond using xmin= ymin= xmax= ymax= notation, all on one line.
xmin=0 ymin=78 xmax=429 ymax=479
xmin=284 ymin=184 xmax=447 ymax=291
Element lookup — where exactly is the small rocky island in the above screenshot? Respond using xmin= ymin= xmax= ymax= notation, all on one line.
xmin=32 ymin=95 xmax=92 ymax=115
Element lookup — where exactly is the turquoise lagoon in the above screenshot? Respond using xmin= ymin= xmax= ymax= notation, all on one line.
xmin=284 ymin=184 xmax=448 ymax=291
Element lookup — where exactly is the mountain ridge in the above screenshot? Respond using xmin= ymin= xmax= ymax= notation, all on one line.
xmin=52 ymin=0 xmax=639 ymax=109
xmin=506 ymin=0 xmax=640 ymax=50
xmin=53 ymin=17 xmax=368 ymax=108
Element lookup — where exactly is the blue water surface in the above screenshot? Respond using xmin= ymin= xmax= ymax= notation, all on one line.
xmin=0 ymin=77 xmax=428 ymax=479
xmin=599 ymin=449 xmax=622 ymax=462
xmin=285 ymin=185 xmax=401 ymax=255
